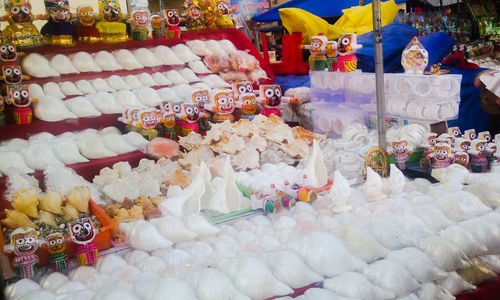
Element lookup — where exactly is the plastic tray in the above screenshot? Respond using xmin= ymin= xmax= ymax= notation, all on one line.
xmin=311 ymin=103 xmax=371 ymax=137
xmin=0 ymin=199 xmax=113 ymax=270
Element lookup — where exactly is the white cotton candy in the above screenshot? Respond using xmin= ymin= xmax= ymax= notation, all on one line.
xmin=388 ymin=247 xmax=448 ymax=283
xmin=440 ymin=225 xmax=488 ymax=257
xmin=93 ymin=50 xmax=123 ymax=71
xmin=460 ymin=216 xmax=500 ymax=255
xmin=132 ymin=48 xmax=162 ymax=67
xmin=179 ymin=68 xmax=201 ymax=83
xmin=165 ymin=70 xmax=189 ymax=85
xmin=186 ymin=268 xmax=250 ymax=300
xmin=418 ymin=236 xmax=470 ymax=271
xmin=107 ymin=75 xmax=131 ymax=91
xmin=172 ymin=44 xmax=201 ymax=63
xmin=51 ymin=137 xmax=89 ymax=164
xmin=187 ymin=40 xmax=212 ymax=56
xmin=186 ymin=214 xmax=220 ymax=236
xmin=262 ymin=250 xmax=323 ymax=288
xmin=69 ymin=266 xmax=99 ymax=283
xmin=76 ymin=135 xmax=117 ymax=159
xmin=217 ymin=256 xmax=293 ymax=299
xmin=5 ymin=279 xmax=41 ymax=299
xmin=287 ymin=231 xmax=366 ymax=277
xmin=29 ymin=83 xmax=45 ymax=98
xmin=75 ymin=80 xmax=97 ymax=94
xmin=152 ymin=45 xmax=184 ymax=65
xmin=49 ymin=54 xmax=79 ymax=74
xmin=22 ymin=142 xmax=64 ymax=170
xmin=133 ymin=87 xmax=162 ymax=107
xmin=363 ymin=259 xmax=419 ymax=297
xmin=189 ymin=61 xmax=212 ymax=74
xmin=123 ymin=131 xmax=149 ymax=148
xmin=22 ymin=53 xmax=60 ymax=77
xmin=218 ymin=40 xmax=237 ymax=53
xmin=69 ymin=51 xmax=102 ymax=72
xmin=34 ymin=96 xmax=77 ymax=121
xmin=137 ymin=72 xmax=157 ymax=87
xmin=335 ymin=224 xmax=388 ymax=263
xmin=43 ymin=82 xmax=65 ymax=98
xmin=150 ymin=216 xmax=197 ymax=244
xmin=436 ymin=190 xmax=491 ymax=221
xmin=59 ymin=81 xmax=83 ymax=96
xmin=437 ymin=272 xmax=476 ymax=295
xmin=16 ymin=289 xmax=55 ymax=300
xmin=40 ymin=273 xmax=70 ymax=292
xmin=87 ymin=92 xmax=123 ymax=114
xmin=157 ymin=87 xmax=178 ymax=102
xmin=124 ymin=75 xmax=144 ymax=89
xmin=101 ymin=134 xmax=137 ymax=154
xmin=65 ymin=96 xmax=102 ymax=118
xmin=202 ymin=74 xmax=231 ymax=88
xmin=112 ymin=90 xmax=145 ymax=108
xmin=113 ymin=49 xmax=144 ymax=70
xmin=151 ymin=72 xmax=172 ymax=86
xmin=120 ymin=220 xmax=172 ymax=251
xmin=323 ymin=272 xmax=395 ymax=300
xmin=91 ymin=78 xmax=115 ymax=92
xmin=480 ymin=255 xmax=500 ymax=273
xmin=416 ymin=282 xmax=455 ymax=300
xmin=133 ymin=277 xmax=197 ymax=300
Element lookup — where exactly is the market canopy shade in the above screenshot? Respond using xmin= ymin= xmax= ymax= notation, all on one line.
xmin=252 ymin=0 xmax=407 ymax=23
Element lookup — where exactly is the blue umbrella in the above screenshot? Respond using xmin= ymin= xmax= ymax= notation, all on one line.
xmin=252 ymin=0 xmax=407 ymax=23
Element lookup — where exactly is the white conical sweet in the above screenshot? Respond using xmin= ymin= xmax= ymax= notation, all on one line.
xmin=159 ymin=161 xmax=213 ymax=216
xmin=363 ymin=167 xmax=385 ymax=201
xmin=330 ymin=170 xmax=352 ymax=213
xmin=208 ymin=156 xmax=241 ymax=214
xmin=301 ymin=139 xmax=328 ymax=188
xmin=388 ymin=164 xmax=406 ymax=194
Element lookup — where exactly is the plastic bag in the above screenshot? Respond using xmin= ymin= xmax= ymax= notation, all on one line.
xmin=416 ymin=282 xmax=455 ymax=300
xmin=49 ymin=54 xmax=79 ymax=74
xmin=418 ymin=236 xmax=470 ymax=271
xmin=204 ymin=54 xmax=232 ymax=73
xmin=22 ymin=53 xmax=60 ymax=77
xmin=323 ymin=271 xmax=395 ymax=300
xmin=152 ymin=45 xmax=184 ymax=65
xmin=409 ymin=205 xmax=453 ymax=232
xmin=436 ymin=190 xmax=491 ymax=221
xmin=368 ymin=217 xmax=415 ymax=250
xmin=59 ymin=81 xmax=83 ymax=96
xmin=335 ymin=224 xmax=388 ymax=263
xmin=220 ymin=71 xmax=248 ymax=83
xmin=93 ymin=50 xmax=123 ymax=71
xmin=124 ymin=75 xmax=144 ymax=89
xmin=40 ymin=273 xmax=70 ymax=292
xmin=218 ymin=39 xmax=238 ymax=54
xmin=107 ymin=75 xmax=131 ymax=91
xmin=437 ymin=271 xmax=476 ymax=295
xmin=363 ymin=259 xmax=420 ymax=297
xmin=113 ymin=49 xmax=144 ymax=70
xmin=69 ymin=51 xmax=102 ymax=72
xmin=68 ymin=266 xmax=99 ymax=283
xmin=460 ymin=216 xmax=500 ymax=255
xmin=186 ymin=40 xmax=212 ymax=56
xmin=120 ymin=220 xmax=173 ymax=251
xmin=204 ymin=40 xmax=225 ymax=56
xmin=297 ymin=288 xmax=358 ymax=300
xmin=134 ymin=87 xmax=162 ymax=107
xmin=91 ymin=78 xmax=115 ymax=92
xmin=171 ymin=44 xmax=201 ymax=63
xmin=287 ymin=231 xmax=366 ymax=277
xmin=440 ymin=225 xmax=488 ymax=258
xmin=189 ymin=61 xmax=212 ymax=74
xmin=5 ymin=279 xmax=41 ymax=299
xmin=132 ymin=48 xmax=162 ymax=67
xmin=87 ymin=92 xmax=123 ymax=114
xmin=388 ymin=247 xmax=448 ymax=283
xmin=75 ymin=80 xmax=97 ymax=94
xmin=248 ymin=69 xmax=270 ymax=83
xmin=43 ymin=82 xmax=65 ymax=98
xmin=15 ymin=289 xmax=55 ymax=300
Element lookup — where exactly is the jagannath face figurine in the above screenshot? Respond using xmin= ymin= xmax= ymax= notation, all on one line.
xmin=464 ymin=129 xmax=477 ymax=140
xmin=233 ymin=81 xmax=253 ymax=98
xmin=177 ymin=103 xmax=200 ymax=123
xmin=7 ymin=0 xmax=33 ymax=22
xmin=11 ymin=226 xmax=38 ymax=256
xmin=1 ymin=65 xmax=26 ymax=84
xmin=448 ymin=126 xmax=462 ymax=138
xmin=46 ymin=232 xmax=66 ymax=255
xmin=131 ymin=10 xmax=149 ymax=27
xmin=187 ymin=3 xmax=202 ymax=19
xmin=100 ymin=0 xmax=123 ymax=22
xmin=136 ymin=108 xmax=159 ymax=130
xmin=260 ymin=85 xmax=282 ymax=107
xmin=0 ymin=44 xmax=22 ymax=62
xmin=151 ymin=14 xmax=162 ymax=29
xmin=45 ymin=0 xmax=71 ymax=22
xmin=240 ymin=93 xmax=257 ymax=115
xmin=478 ymin=131 xmax=492 ymax=143
xmin=68 ymin=218 xmax=96 ymax=245
xmin=215 ymin=0 xmax=230 ymax=15
xmin=215 ymin=90 xmax=234 ymax=114
xmin=454 ymin=138 xmax=471 ymax=152
xmin=164 ymin=9 xmax=180 ymax=26
xmin=309 ymin=35 xmax=328 ymax=55
xmin=470 ymin=139 xmax=487 ymax=155
xmin=434 ymin=143 xmax=451 ymax=160
xmin=191 ymin=89 xmax=209 ymax=107
xmin=7 ymin=85 xmax=33 ymax=107
xmin=77 ymin=5 xmax=97 ymax=26
xmin=171 ymin=101 xmax=183 ymax=115
xmin=338 ymin=33 xmax=362 ymax=56
xmin=453 ymin=152 xmax=469 ymax=167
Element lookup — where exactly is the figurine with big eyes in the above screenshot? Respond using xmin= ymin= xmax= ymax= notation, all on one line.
xmin=300 ymin=33 xmax=328 ymax=71
xmin=119 ymin=107 xmax=140 ymax=133
xmin=75 ymin=5 xmax=100 ymax=43
xmin=326 ymin=40 xmax=338 ymax=72
xmin=232 ymin=81 xmax=258 ymax=120
xmin=454 ymin=138 xmax=471 ymax=154
xmin=257 ymin=84 xmax=298 ymax=117
xmin=447 ymin=126 xmax=462 ymax=139
xmin=68 ymin=218 xmax=99 ymax=265
xmin=11 ymin=226 xmax=39 ymax=279
xmin=183 ymin=1 xmax=205 ymax=32
xmin=129 ymin=10 xmax=150 ymax=41
xmin=176 ymin=102 xmax=209 ymax=136
xmin=133 ymin=108 xmax=160 ymax=141
xmin=427 ymin=142 xmax=453 ymax=168
xmin=463 ymin=129 xmax=477 ymax=140
xmin=453 ymin=151 xmax=469 ymax=167
xmin=1 ymin=64 xmax=29 ymax=86
xmin=205 ymin=89 xmax=235 ymax=123
xmin=5 ymin=84 xmax=37 ymax=124
xmin=421 ymin=132 xmax=437 ymax=156
xmin=388 ymin=139 xmax=413 ymax=170
xmin=163 ymin=9 xmax=181 ymax=39
xmin=46 ymin=232 xmax=68 ymax=271
xmin=41 ymin=0 xmax=75 ymax=47
xmin=151 ymin=15 xmax=163 ymax=39
xmin=159 ymin=102 xmax=177 ymax=140
xmin=1 ymin=0 xmax=45 ymax=48
xmin=0 ymin=43 xmax=24 ymax=65
xmin=337 ymin=33 xmax=363 ymax=72
xmin=96 ymin=0 xmax=128 ymax=43
xmin=468 ymin=139 xmax=489 ymax=172
xmin=190 ymin=89 xmax=211 ymax=131
xmin=214 ymin=0 xmax=234 ymax=29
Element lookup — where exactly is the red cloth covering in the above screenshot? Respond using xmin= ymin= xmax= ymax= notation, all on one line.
xmin=441 ymin=52 xmax=480 ymax=70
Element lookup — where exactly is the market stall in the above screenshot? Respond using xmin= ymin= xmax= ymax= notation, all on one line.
xmin=2 ymin=0 xmax=500 ymax=299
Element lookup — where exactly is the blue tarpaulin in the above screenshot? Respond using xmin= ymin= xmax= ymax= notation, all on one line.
xmin=252 ymin=0 xmax=407 ymax=23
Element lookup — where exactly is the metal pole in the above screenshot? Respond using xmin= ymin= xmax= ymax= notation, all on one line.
xmin=372 ymin=0 xmax=387 ymax=150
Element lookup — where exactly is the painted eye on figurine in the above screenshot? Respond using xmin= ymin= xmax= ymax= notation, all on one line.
xmin=7 ymin=45 xmax=14 ymax=52
xmin=13 ymin=68 xmax=20 ymax=75
xmin=194 ymin=107 xmax=199 ymax=113
xmin=168 ymin=11 xmax=174 ymax=17
xmin=274 ymin=88 xmax=281 ymax=97
xmin=341 ymin=37 xmax=350 ymax=46
xmin=218 ymin=3 xmax=225 ymax=9
xmin=143 ymin=116 xmax=149 ymax=121
xmin=238 ymin=86 xmax=247 ymax=94
xmin=57 ymin=238 xmax=63 ymax=244
xmin=11 ymin=7 xmax=20 ymax=14
xmin=15 ymin=238 xmax=24 ymax=245
xmin=83 ymin=222 xmax=92 ymax=230
xmin=104 ymin=7 xmax=111 ymax=13
xmin=186 ymin=107 xmax=193 ymax=114
xmin=72 ymin=224 xmax=82 ymax=233
xmin=478 ymin=145 xmax=485 ymax=151
xmin=13 ymin=91 xmax=20 ymax=98
xmin=203 ymin=96 xmax=208 ymax=102
xmin=264 ymin=89 xmax=274 ymax=98
xmin=21 ymin=6 xmax=29 ymax=14
xmin=228 ymin=98 xmax=234 ymax=104
xmin=470 ymin=133 xmax=476 ymax=139
xmin=173 ymin=104 xmax=181 ymax=113
xmin=218 ymin=98 xmax=227 ymax=105
xmin=195 ymin=95 xmax=202 ymax=102
xmin=21 ymin=90 xmax=28 ymax=98
xmin=0 ymin=46 xmax=7 ymax=53
xmin=246 ymin=84 xmax=252 ymax=92
xmin=5 ymin=68 xmax=12 ymax=75
xmin=49 ymin=240 xmax=56 ymax=246
xmin=252 ymin=99 xmax=256 ymax=104
xmin=81 ymin=11 xmax=87 ymax=16
xmin=485 ymin=136 xmax=491 ymax=142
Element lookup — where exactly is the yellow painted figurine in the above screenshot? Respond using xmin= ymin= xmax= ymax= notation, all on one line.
xmin=96 ymin=0 xmax=128 ymax=43
xmin=214 ymin=0 xmax=234 ymax=29
xmin=183 ymin=0 xmax=204 ymax=31
xmin=75 ymin=5 xmax=100 ymax=43
xmin=1 ymin=0 xmax=45 ymax=48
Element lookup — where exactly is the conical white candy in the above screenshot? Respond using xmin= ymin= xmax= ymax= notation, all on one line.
xmin=208 ymin=156 xmax=241 ymax=214
xmin=330 ymin=170 xmax=352 ymax=213
xmin=93 ymin=50 xmax=123 ymax=71
xmin=301 ymin=139 xmax=328 ymax=188
xmin=387 ymin=164 xmax=406 ymax=194
xmin=22 ymin=53 xmax=60 ymax=77
xmin=364 ymin=167 xmax=385 ymax=201
xmin=69 ymin=51 xmax=102 ymax=72
xmin=50 ymin=54 xmax=79 ymax=74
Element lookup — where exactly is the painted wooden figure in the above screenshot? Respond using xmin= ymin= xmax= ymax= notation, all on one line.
xmin=68 ymin=218 xmax=99 ymax=265
xmin=11 ymin=226 xmax=39 ymax=279
xmin=337 ymin=33 xmax=362 ymax=72
xmin=46 ymin=232 xmax=68 ymax=271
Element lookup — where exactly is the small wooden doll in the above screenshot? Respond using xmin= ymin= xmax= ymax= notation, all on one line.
xmin=190 ymin=89 xmax=210 ymax=131
xmin=11 ymin=226 xmax=39 ymax=279
xmin=159 ymin=102 xmax=177 ymax=140
xmin=0 ymin=96 xmax=5 ymax=127
xmin=2 ymin=0 xmax=45 ymax=48
xmin=163 ymin=9 xmax=181 ymax=39
xmin=387 ymin=138 xmax=413 ymax=171
xmin=96 ymin=0 xmax=128 ymax=43
xmin=5 ymin=84 xmax=37 ymax=124
xmin=0 ymin=43 xmax=24 ymax=64
xmin=326 ymin=40 xmax=338 ymax=72
xmin=46 ymin=232 xmax=68 ymax=271
xmin=132 ymin=108 xmax=160 ymax=141
xmin=464 ymin=129 xmax=477 ymax=140
xmin=183 ymin=1 xmax=204 ymax=32
xmin=205 ymin=89 xmax=235 ymax=123
xmin=300 ymin=33 xmax=328 ymax=71
xmin=214 ymin=0 xmax=234 ymax=29
xmin=75 ymin=5 xmax=100 ymax=43
xmin=129 ymin=10 xmax=149 ymax=41
xmin=175 ymin=103 xmax=209 ymax=136
xmin=41 ymin=0 xmax=75 ymax=46
xmin=337 ymin=33 xmax=363 ymax=72
xmin=257 ymin=84 xmax=298 ymax=117
xmin=233 ymin=81 xmax=257 ymax=120
xmin=468 ymin=139 xmax=489 ymax=172
xmin=68 ymin=218 xmax=99 ymax=265
xmin=151 ymin=14 xmax=163 ymax=39
xmin=428 ymin=142 xmax=453 ymax=168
